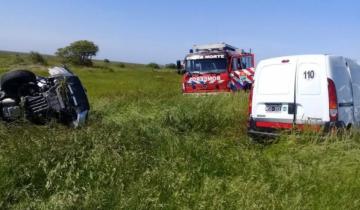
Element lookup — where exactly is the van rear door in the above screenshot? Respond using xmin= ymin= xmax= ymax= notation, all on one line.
xmin=295 ymin=56 xmax=328 ymax=125
xmin=252 ymin=58 xmax=297 ymax=128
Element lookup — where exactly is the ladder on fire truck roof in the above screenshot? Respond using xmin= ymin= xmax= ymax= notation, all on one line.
xmin=193 ymin=43 xmax=238 ymax=53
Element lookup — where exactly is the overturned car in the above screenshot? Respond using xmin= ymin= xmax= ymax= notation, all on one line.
xmin=0 ymin=67 xmax=90 ymax=127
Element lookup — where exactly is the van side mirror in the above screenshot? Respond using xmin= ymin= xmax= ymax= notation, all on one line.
xmin=176 ymin=60 xmax=186 ymax=75
xmin=176 ymin=60 xmax=182 ymax=70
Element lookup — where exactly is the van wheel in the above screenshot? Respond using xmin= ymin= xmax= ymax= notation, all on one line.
xmin=0 ymin=70 xmax=37 ymax=97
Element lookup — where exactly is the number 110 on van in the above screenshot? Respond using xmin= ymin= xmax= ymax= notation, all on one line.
xmin=304 ymin=70 xmax=315 ymax=80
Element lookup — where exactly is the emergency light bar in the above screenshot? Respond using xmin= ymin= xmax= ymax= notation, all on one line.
xmin=193 ymin=43 xmax=238 ymax=53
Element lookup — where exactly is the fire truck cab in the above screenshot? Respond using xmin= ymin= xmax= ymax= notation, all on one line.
xmin=179 ymin=43 xmax=255 ymax=94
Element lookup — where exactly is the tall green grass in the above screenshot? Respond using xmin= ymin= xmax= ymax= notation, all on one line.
xmin=1 ymin=52 xmax=360 ymax=209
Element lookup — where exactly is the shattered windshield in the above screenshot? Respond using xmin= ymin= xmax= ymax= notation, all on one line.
xmin=186 ymin=59 xmax=227 ymax=73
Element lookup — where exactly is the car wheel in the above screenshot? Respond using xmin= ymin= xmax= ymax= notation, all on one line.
xmin=0 ymin=70 xmax=37 ymax=97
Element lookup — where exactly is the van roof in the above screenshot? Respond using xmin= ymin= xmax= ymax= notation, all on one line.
xmin=258 ymin=54 xmax=353 ymax=65
xmin=265 ymin=54 xmax=328 ymax=60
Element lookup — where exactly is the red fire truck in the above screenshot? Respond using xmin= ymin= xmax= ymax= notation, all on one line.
xmin=177 ymin=43 xmax=255 ymax=94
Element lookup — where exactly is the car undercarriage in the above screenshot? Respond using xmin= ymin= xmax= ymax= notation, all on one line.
xmin=0 ymin=67 xmax=90 ymax=127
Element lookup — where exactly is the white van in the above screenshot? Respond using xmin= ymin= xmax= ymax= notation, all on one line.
xmin=248 ymin=54 xmax=360 ymax=136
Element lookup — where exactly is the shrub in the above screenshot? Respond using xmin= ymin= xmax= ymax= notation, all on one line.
xmin=29 ymin=51 xmax=47 ymax=65
xmin=147 ymin=63 xmax=160 ymax=69
xmin=104 ymin=59 xmax=110 ymax=63
xmin=13 ymin=54 xmax=25 ymax=64
xmin=118 ymin=63 xmax=126 ymax=68
xmin=165 ymin=63 xmax=177 ymax=69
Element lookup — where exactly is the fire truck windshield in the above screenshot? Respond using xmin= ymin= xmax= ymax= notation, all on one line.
xmin=186 ymin=59 xmax=227 ymax=73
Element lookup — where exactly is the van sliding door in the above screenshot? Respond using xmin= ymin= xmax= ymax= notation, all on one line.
xmin=347 ymin=60 xmax=360 ymax=123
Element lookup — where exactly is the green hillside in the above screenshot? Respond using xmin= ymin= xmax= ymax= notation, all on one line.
xmin=1 ymin=51 xmax=360 ymax=209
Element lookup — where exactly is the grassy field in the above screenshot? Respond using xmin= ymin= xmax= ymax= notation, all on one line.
xmin=1 ymin=51 xmax=360 ymax=209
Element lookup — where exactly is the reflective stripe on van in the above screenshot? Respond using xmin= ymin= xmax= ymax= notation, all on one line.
xmin=254 ymin=121 xmax=322 ymax=131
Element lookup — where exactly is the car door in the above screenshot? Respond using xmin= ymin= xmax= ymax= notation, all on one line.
xmin=229 ymin=56 xmax=254 ymax=91
xmin=229 ymin=56 xmax=245 ymax=90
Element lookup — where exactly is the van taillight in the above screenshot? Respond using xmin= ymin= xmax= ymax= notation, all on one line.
xmin=248 ymin=84 xmax=254 ymax=117
xmin=328 ymin=78 xmax=338 ymax=122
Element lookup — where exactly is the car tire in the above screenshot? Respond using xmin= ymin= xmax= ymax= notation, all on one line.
xmin=0 ymin=70 xmax=37 ymax=97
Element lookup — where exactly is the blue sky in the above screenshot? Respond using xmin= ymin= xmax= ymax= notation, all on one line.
xmin=0 ymin=0 xmax=359 ymax=64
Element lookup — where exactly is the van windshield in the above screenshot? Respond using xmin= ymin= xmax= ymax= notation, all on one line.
xmin=186 ymin=59 xmax=227 ymax=73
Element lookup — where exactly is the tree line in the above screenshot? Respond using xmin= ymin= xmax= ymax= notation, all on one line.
xmin=18 ymin=40 xmax=177 ymax=69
